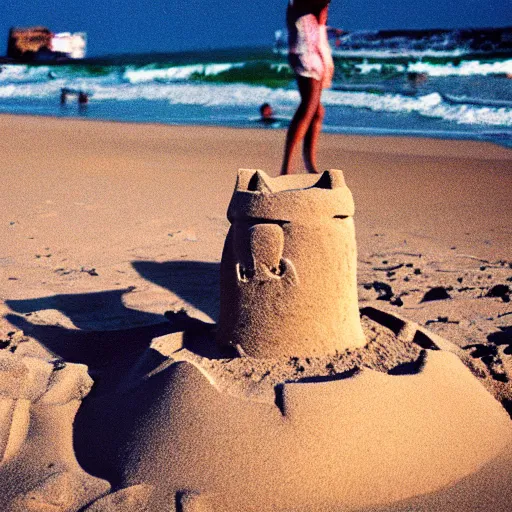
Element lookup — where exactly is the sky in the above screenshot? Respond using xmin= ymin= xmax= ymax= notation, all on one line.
xmin=2 ymin=0 xmax=512 ymax=57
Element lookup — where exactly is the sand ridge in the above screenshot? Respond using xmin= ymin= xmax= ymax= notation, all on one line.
xmin=141 ymin=313 xmax=423 ymax=403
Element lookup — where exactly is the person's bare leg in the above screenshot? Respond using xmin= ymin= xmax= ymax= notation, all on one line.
xmin=303 ymin=102 xmax=325 ymax=173
xmin=281 ymin=76 xmax=323 ymax=175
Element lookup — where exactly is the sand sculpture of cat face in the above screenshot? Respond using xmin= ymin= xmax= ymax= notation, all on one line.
xmin=217 ymin=169 xmax=366 ymax=358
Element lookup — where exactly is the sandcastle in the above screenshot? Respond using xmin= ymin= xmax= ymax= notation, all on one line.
xmin=73 ymin=169 xmax=511 ymax=512
xmin=217 ymin=169 xmax=365 ymax=357
xmin=1 ymin=170 xmax=511 ymax=511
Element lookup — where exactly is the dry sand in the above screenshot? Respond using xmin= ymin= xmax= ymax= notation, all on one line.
xmin=1 ymin=114 xmax=512 ymax=510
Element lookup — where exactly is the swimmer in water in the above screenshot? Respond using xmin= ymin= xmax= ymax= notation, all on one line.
xmin=259 ymin=103 xmax=277 ymax=124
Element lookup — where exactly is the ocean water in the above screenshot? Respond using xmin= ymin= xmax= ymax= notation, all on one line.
xmin=1 ymin=47 xmax=511 ymax=147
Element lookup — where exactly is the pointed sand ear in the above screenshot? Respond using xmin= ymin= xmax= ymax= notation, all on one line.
xmin=247 ymin=170 xmax=273 ymax=193
xmin=235 ymin=169 xmax=274 ymax=193
xmin=235 ymin=169 xmax=273 ymax=193
xmin=234 ymin=169 xmax=258 ymax=192
xmin=313 ymin=169 xmax=346 ymax=189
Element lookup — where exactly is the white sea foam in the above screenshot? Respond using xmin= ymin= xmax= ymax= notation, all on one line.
xmin=123 ymin=62 xmax=243 ymax=83
xmin=408 ymin=59 xmax=512 ymax=76
xmin=322 ymin=90 xmax=512 ymax=126
xmin=0 ymin=65 xmax=53 ymax=83
xmin=354 ymin=62 xmax=406 ymax=74
xmin=347 ymin=59 xmax=512 ymax=77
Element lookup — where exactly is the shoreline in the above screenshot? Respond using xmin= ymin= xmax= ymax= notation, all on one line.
xmin=1 ymin=104 xmax=512 ymax=150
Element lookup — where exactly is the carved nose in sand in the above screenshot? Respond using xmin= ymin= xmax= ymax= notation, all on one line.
xmin=217 ymin=169 xmax=366 ymax=358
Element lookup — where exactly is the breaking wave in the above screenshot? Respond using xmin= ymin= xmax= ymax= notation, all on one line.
xmin=322 ymin=91 xmax=512 ymax=126
xmin=2 ymin=56 xmax=511 ymax=87
xmin=0 ymin=77 xmax=510 ymax=127
xmin=408 ymin=59 xmax=512 ymax=76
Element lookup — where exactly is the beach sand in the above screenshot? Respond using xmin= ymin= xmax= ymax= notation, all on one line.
xmin=1 ymin=114 xmax=511 ymax=510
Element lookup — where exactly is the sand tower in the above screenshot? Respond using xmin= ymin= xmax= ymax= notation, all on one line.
xmin=217 ymin=169 xmax=366 ymax=357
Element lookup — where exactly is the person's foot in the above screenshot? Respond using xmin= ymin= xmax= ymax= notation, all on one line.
xmin=304 ymin=163 xmax=320 ymax=174
xmin=303 ymin=156 xmax=319 ymax=174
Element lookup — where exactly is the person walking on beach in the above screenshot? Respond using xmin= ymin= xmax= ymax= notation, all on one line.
xmin=281 ymin=0 xmax=334 ymax=175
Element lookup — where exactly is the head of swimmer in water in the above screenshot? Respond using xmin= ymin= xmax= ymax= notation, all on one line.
xmin=260 ymin=103 xmax=275 ymax=120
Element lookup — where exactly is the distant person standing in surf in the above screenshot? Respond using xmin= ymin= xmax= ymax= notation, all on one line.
xmin=281 ymin=0 xmax=334 ymax=175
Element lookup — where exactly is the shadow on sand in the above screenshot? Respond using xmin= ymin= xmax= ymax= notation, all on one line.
xmin=4 ymin=260 xmax=221 ymax=392
xmin=131 ymin=260 xmax=220 ymax=321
